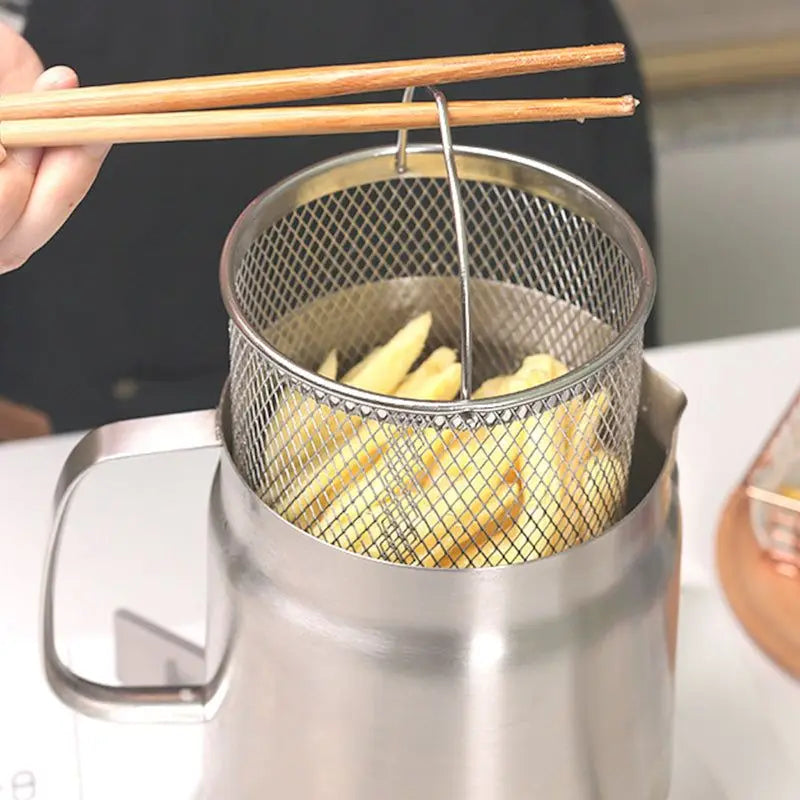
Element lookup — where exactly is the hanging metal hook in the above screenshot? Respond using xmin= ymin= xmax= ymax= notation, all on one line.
xmin=394 ymin=85 xmax=473 ymax=400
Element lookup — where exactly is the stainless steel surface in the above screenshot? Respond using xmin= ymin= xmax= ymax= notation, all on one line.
xmin=200 ymin=363 xmax=685 ymax=799
xmin=42 ymin=364 xmax=685 ymax=798
xmin=220 ymin=144 xmax=654 ymax=565
xmin=41 ymin=408 xmax=221 ymax=723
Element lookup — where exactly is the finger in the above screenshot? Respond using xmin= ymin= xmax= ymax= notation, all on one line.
xmin=0 ymin=396 xmax=52 ymax=440
xmin=0 ymin=66 xmax=78 ymax=243
xmin=0 ymin=141 xmax=110 ymax=272
xmin=0 ymin=140 xmax=35 ymax=242
xmin=7 ymin=65 xmax=80 ymax=172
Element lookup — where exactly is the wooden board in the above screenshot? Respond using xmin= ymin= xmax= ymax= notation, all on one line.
xmin=717 ymin=487 xmax=800 ymax=679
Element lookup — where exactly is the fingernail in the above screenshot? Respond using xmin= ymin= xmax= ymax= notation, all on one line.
xmin=36 ymin=65 xmax=79 ymax=90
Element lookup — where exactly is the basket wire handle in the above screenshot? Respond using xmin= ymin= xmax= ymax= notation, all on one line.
xmin=395 ymin=85 xmax=473 ymax=400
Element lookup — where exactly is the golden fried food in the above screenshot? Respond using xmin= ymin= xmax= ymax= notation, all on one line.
xmin=265 ymin=314 xmax=623 ymax=566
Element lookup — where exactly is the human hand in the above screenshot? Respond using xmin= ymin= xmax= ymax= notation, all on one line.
xmin=0 ymin=396 xmax=51 ymax=440
xmin=0 ymin=22 xmax=110 ymax=273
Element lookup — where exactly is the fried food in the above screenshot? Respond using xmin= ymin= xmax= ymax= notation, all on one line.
xmin=265 ymin=315 xmax=624 ymax=566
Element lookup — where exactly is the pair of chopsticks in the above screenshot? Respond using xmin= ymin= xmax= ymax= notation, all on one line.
xmin=0 ymin=44 xmax=636 ymax=149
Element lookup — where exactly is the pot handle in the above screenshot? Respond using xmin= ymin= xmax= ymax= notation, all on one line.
xmin=41 ymin=408 xmax=221 ymax=724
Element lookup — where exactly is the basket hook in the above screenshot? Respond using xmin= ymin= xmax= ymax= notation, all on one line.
xmin=395 ymin=85 xmax=473 ymax=400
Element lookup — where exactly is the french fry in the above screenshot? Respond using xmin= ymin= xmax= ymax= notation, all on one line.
xmin=552 ymin=451 xmax=625 ymax=548
xmin=349 ymin=444 xmax=518 ymax=564
xmin=471 ymin=374 xmax=512 ymax=400
xmin=519 ymin=386 xmax=609 ymax=544
xmin=410 ymin=361 xmax=462 ymax=402
xmin=501 ymin=389 xmax=608 ymax=563
xmin=412 ymin=470 xmax=520 ymax=568
xmin=290 ymin=361 xmax=462 ymax=530
xmin=500 ymin=356 xmax=613 ymax=562
xmin=384 ymin=357 xmax=555 ymax=566
xmin=309 ymin=361 xmax=462 ymax=531
xmin=317 ymin=349 xmax=338 ymax=380
xmin=342 ymin=346 xmax=381 ymax=383
xmin=519 ymin=353 xmax=568 ymax=380
xmin=442 ymin=485 xmax=524 ymax=568
xmin=571 ymin=390 xmax=610 ymax=465
xmin=515 ymin=407 xmax=572 ymax=553
xmin=262 ymin=313 xmax=625 ymax=571
xmin=280 ymin=418 xmax=385 ymax=528
xmin=268 ymin=312 xmax=434 ymax=504
xmin=395 ymin=347 xmax=457 ymax=398
xmin=313 ymin=426 xmax=453 ymax=548
xmin=417 ymin=448 xmax=522 ymax=568
xmin=470 ymin=352 xmax=565 ymax=400
xmin=489 ymin=448 xmax=625 ymax=566
xmin=297 ymin=311 xmax=433 ymax=459
xmin=261 ymin=349 xmax=345 ymax=504
xmin=335 ymin=409 xmax=500 ymax=553
xmin=459 ymin=356 xmax=572 ymax=566
xmin=344 ymin=312 xmax=433 ymax=395
xmin=579 ymin=451 xmax=625 ymax=534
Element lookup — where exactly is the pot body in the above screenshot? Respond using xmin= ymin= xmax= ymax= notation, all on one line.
xmin=200 ymin=367 xmax=684 ymax=800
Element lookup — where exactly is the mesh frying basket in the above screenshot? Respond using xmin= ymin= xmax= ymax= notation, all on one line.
xmin=220 ymin=130 xmax=654 ymax=569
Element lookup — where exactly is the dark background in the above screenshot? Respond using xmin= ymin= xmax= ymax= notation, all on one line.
xmin=0 ymin=0 xmax=656 ymax=431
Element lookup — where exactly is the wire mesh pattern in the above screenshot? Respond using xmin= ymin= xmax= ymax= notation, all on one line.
xmin=225 ymin=154 xmax=647 ymax=567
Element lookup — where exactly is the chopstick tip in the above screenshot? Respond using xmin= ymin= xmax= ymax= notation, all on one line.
xmin=620 ymin=94 xmax=639 ymax=114
xmin=607 ymin=42 xmax=626 ymax=62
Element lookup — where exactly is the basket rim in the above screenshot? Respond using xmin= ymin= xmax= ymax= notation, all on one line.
xmin=219 ymin=143 xmax=656 ymax=416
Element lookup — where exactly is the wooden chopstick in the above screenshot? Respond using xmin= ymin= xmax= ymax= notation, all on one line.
xmin=0 ymin=44 xmax=625 ymax=121
xmin=0 ymin=96 xmax=637 ymax=149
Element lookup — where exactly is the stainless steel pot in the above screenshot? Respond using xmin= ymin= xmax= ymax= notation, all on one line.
xmin=42 ymin=361 xmax=685 ymax=799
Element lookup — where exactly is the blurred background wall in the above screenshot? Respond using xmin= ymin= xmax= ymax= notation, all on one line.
xmin=615 ymin=0 xmax=800 ymax=345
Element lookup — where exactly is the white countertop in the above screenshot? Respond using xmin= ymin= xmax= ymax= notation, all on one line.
xmin=1 ymin=328 xmax=799 ymax=798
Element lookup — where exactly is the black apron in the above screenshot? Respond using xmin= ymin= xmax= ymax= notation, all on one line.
xmin=2 ymin=0 xmax=656 ymax=432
